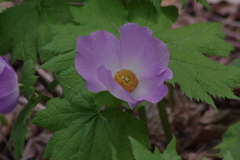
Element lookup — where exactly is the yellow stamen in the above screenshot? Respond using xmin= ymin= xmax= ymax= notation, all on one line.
xmin=114 ymin=69 xmax=138 ymax=92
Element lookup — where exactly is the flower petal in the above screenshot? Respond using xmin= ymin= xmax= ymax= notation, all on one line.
xmin=75 ymin=30 xmax=121 ymax=92
xmin=131 ymin=68 xmax=172 ymax=102
xmin=0 ymin=57 xmax=11 ymax=74
xmin=119 ymin=23 xmax=170 ymax=80
xmin=96 ymin=65 xmax=137 ymax=105
xmin=0 ymin=67 xmax=19 ymax=97
xmin=0 ymin=90 xmax=19 ymax=113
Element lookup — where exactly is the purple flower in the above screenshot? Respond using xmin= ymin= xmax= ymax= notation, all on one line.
xmin=75 ymin=23 xmax=172 ymax=109
xmin=0 ymin=57 xmax=19 ymax=113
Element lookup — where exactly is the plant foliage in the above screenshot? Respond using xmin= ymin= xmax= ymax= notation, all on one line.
xmin=215 ymin=121 xmax=240 ymax=160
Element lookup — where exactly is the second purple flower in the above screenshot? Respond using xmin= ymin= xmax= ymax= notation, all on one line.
xmin=75 ymin=23 xmax=172 ymax=109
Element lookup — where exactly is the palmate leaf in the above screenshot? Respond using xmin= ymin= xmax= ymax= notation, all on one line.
xmin=32 ymin=67 xmax=149 ymax=160
xmin=215 ymin=121 xmax=240 ymax=160
xmin=0 ymin=0 xmax=83 ymax=62
xmin=157 ymin=23 xmax=240 ymax=109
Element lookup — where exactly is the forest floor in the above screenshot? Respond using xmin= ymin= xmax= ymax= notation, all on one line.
xmin=0 ymin=0 xmax=240 ymax=160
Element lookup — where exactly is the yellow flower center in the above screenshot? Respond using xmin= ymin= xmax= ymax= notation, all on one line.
xmin=114 ymin=69 xmax=138 ymax=92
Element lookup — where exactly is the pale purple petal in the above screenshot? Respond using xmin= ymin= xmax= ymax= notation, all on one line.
xmin=96 ymin=65 xmax=137 ymax=104
xmin=131 ymin=68 xmax=172 ymax=101
xmin=119 ymin=23 xmax=170 ymax=80
xmin=144 ymin=84 xmax=168 ymax=103
xmin=75 ymin=30 xmax=121 ymax=92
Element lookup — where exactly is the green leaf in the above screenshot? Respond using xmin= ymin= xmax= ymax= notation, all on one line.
xmin=32 ymin=98 xmax=98 ymax=131
xmin=56 ymin=67 xmax=94 ymax=106
xmin=196 ymin=0 xmax=210 ymax=11
xmin=42 ymin=24 xmax=96 ymax=54
xmin=20 ymin=60 xmax=38 ymax=100
xmin=179 ymin=0 xmax=210 ymax=10
xmin=0 ymin=114 xmax=8 ymax=126
xmin=162 ymin=136 xmax=182 ymax=160
xmin=0 ymin=0 xmax=83 ymax=62
xmin=159 ymin=23 xmax=233 ymax=57
xmin=223 ymin=151 xmax=234 ymax=160
xmin=10 ymin=94 xmax=47 ymax=160
xmin=70 ymin=0 xmax=128 ymax=37
xmin=228 ymin=58 xmax=240 ymax=68
xmin=34 ymin=105 xmax=149 ymax=160
xmin=91 ymin=91 xmax=123 ymax=107
xmin=157 ymin=23 xmax=240 ymax=109
xmin=40 ymin=50 xmax=75 ymax=74
xmin=111 ymin=145 xmax=118 ymax=160
xmin=215 ymin=121 xmax=240 ymax=159
xmin=129 ymin=136 xmax=160 ymax=160
xmin=47 ymin=80 xmax=59 ymax=93
xmin=150 ymin=0 xmax=162 ymax=12
xmin=129 ymin=135 xmax=182 ymax=160
xmin=129 ymin=0 xmax=178 ymax=34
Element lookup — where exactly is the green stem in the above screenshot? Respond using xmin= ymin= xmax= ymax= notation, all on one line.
xmin=34 ymin=89 xmax=51 ymax=101
xmin=18 ymin=83 xmax=24 ymax=87
xmin=138 ymin=106 xmax=149 ymax=136
xmin=168 ymin=83 xmax=174 ymax=106
xmin=157 ymin=100 xmax=172 ymax=143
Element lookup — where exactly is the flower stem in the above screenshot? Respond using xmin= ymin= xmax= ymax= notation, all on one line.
xmin=157 ymin=100 xmax=172 ymax=143
xmin=34 ymin=89 xmax=51 ymax=101
xmin=138 ymin=106 xmax=148 ymax=136
xmin=168 ymin=83 xmax=174 ymax=106
xmin=18 ymin=83 xmax=24 ymax=87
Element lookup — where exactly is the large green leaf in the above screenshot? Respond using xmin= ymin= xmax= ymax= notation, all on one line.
xmin=128 ymin=0 xmax=178 ymax=34
xmin=0 ymin=0 xmax=83 ymax=62
xmin=70 ymin=0 xmax=128 ymax=37
xmin=158 ymin=23 xmax=240 ymax=109
xmin=215 ymin=121 xmax=240 ymax=159
xmin=32 ymin=67 xmax=149 ymax=160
